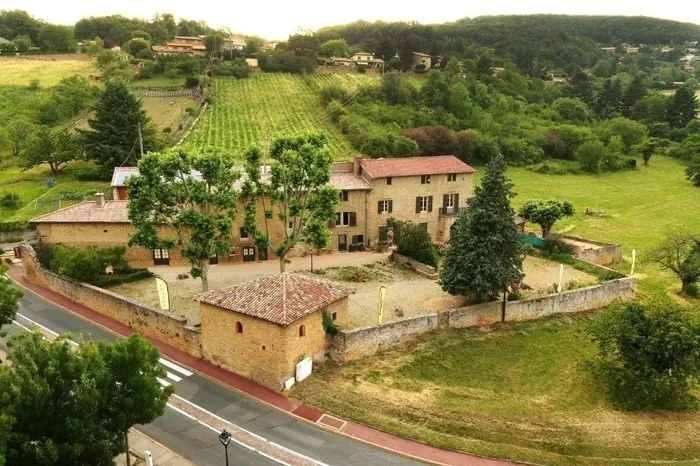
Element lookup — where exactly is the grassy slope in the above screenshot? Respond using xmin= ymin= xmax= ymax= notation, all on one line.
xmin=184 ymin=73 xmax=380 ymax=160
xmin=0 ymin=56 xmax=95 ymax=87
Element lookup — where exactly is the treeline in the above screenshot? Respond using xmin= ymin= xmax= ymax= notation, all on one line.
xmin=0 ymin=9 xmax=76 ymax=52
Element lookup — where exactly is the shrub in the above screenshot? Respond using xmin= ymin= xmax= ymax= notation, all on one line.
xmin=185 ymin=76 xmax=200 ymax=88
xmin=34 ymin=242 xmax=55 ymax=269
xmin=356 ymin=64 xmax=366 ymax=73
xmin=91 ymin=268 xmax=153 ymax=287
xmin=542 ymin=237 xmax=575 ymax=255
xmin=72 ymin=167 xmax=109 ymax=181
xmin=28 ymin=79 xmax=40 ymax=91
xmin=322 ymin=312 xmax=339 ymax=335
xmin=0 ymin=192 xmax=21 ymax=209
xmin=588 ymin=299 xmax=700 ymax=410
xmin=319 ymin=84 xmax=349 ymax=106
xmin=326 ymin=100 xmax=345 ymax=123
xmin=685 ymin=283 xmax=700 ymax=299
xmin=0 ymin=221 xmax=28 ymax=233
xmin=387 ymin=218 xmax=439 ymax=267
xmin=136 ymin=49 xmax=154 ymax=60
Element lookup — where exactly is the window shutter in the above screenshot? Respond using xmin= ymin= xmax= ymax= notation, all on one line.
xmin=455 ymin=194 xmax=459 ymax=209
xmin=378 ymin=201 xmax=382 ymax=213
xmin=349 ymin=212 xmax=357 ymax=226
xmin=415 ymin=197 xmax=421 ymax=213
xmin=388 ymin=200 xmax=393 ymax=213
xmin=443 ymin=194 xmax=448 ymax=210
xmin=328 ymin=219 xmax=335 ymax=228
xmin=428 ymin=196 xmax=433 ymax=212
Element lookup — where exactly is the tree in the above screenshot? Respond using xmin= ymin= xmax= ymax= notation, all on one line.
xmin=576 ymin=139 xmax=606 ymax=173
xmin=320 ymin=39 xmax=349 ymax=58
xmin=440 ymin=154 xmax=524 ymax=302
xmin=476 ymin=55 xmax=493 ymax=76
xmin=126 ymin=37 xmax=150 ymax=57
xmin=444 ymin=57 xmax=461 ymax=80
xmin=12 ymin=34 xmax=32 ymax=52
xmin=21 ymin=127 xmax=77 ymax=174
xmin=598 ymin=117 xmax=648 ymax=150
xmin=588 ymin=299 xmax=700 ymax=409
xmin=204 ymin=33 xmax=224 ymax=55
xmin=127 ymin=148 xmax=240 ymax=291
xmin=595 ymin=78 xmax=623 ymax=117
xmin=687 ymin=153 xmax=700 ymax=187
xmin=552 ymin=97 xmax=591 ymax=123
xmin=0 ymin=263 xmax=22 ymax=328
xmin=243 ymin=36 xmax=265 ymax=56
xmin=82 ymin=80 xmax=159 ymax=174
xmin=37 ymin=24 xmax=76 ymax=52
xmin=667 ymin=86 xmax=699 ymax=128
xmin=648 ymin=232 xmax=700 ymax=293
xmin=422 ymin=70 xmax=449 ymax=108
xmin=375 ymin=36 xmax=396 ymax=62
xmin=387 ymin=218 xmax=438 ymax=267
xmin=622 ymin=75 xmax=647 ymax=116
xmin=95 ymin=335 xmax=174 ymax=465
xmin=243 ymin=133 xmax=338 ymax=273
xmin=286 ymin=31 xmax=320 ymax=59
xmin=518 ymin=199 xmax=575 ymax=238
xmin=568 ymin=67 xmax=594 ymax=105
xmin=6 ymin=119 xmax=33 ymax=158
xmin=634 ymin=137 xmax=664 ymax=165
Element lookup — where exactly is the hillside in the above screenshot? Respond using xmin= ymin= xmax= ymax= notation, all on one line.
xmin=184 ymin=73 xmax=381 ymax=160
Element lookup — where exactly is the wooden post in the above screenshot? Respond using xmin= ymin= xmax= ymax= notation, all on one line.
xmin=501 ymin=286 xmax=507 ymax=323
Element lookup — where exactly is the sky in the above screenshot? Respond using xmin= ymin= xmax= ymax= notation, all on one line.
xmin=5 ymin=1 xmax=700 ymax=40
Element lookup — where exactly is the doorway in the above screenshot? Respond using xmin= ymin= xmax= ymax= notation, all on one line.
xmin=242 ymin=247 xmax=256 ymax=262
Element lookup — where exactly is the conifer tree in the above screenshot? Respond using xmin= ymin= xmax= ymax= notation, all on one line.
xmin=667 ymin=86 xmax=698 ymax=128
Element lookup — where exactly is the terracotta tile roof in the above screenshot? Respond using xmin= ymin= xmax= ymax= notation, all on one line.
xmin=195 ymin=273 xmax=354 ymax=326
xmin=413 ymin=52 xmax=432 ymax=57
xmin=330 ymin=172 xmax=371 ymax=190
xmin=360 ymin=155 xmax=476 ymax=179
xmin=31 ymin=201 xmax=130 ymax=224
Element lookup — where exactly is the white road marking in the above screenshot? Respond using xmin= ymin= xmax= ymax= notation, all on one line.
xmin=11 ymin=320 xmax=32 ymax=332
xmin=157 ymin=378 xmax=172 ymax=387
xmin=165 ymin=371 xmax=182 ymax=382
xmin=16 ymin=313 xmax=78 ymax=346
xmin=159 ymin=357 xmax=193 ymax=377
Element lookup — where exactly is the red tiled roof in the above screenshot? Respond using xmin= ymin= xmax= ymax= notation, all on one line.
xmin=330 ymin=172 xmax=371 ymax=190
xmin=30 ymin=201 xmax=130 ymax=224
xmin=195 ymin=273 xmax=354 ymax=326
xmin=360 ymin=155 xmax=476 ymax=179
xmin=413 ymin=52 xmax=431 ymax=57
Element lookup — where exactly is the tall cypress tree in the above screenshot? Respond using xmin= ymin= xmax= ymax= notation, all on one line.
xmin=667 ymin=86 xmax=699 ymax=128
xmin=622 ymin=76 xmax=648 ymax=117
xmin=82 ymin=80 xmax=159 ymax=174
xmin=440 ymin=154 xmax=524 ymax=302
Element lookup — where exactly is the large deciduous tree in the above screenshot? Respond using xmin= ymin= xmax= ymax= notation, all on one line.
xmin=82 ymin=80 xmax=160 ymax=175
xmin=0 ymin=263 xmax=22 ymax=329
xmin=127 ymin=148 xmax=240 ymax=291
xmin=320 ymin=39 xmax=349 ymax=58
xmin=440 ymin=154 xmax=524 ymax=302
xmin=648 ymin=231 xmax=700 ymax=293
xmin=588 ymin=299 xmax=700 ymax=409
xmin=21 ymin=127 xmax=77 ymax=174
xmin=243 ymin=133 xmax=338 ymax=273
xmin=37 ymin=24 xmax=77 ymax=52
xmin=687 ymin=153 xmax=700 ymax=187
xmin=518 ymin=199 xmax=575 ymax=238
xmin=6 ymin=119 xmax=33 ymax=158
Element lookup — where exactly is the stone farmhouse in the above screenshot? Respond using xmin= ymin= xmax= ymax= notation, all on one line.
xmin=197 ymin=273 xmax=353 ymax=388
xmin=152 ymin=34 xmax=246 ymax=56
xmin=31 ymin=155 xmax=475 ymax=266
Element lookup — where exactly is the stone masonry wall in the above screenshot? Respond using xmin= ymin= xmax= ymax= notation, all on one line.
xmin=558 ymin=235 xmax=622 ymax=266
xmin=333 ymin=313 xmax=438 ymax=360
xmin=390 ymin=251 xmax=438 ymax=279
xmin=21 ymin=244 xmax=202 ymax=357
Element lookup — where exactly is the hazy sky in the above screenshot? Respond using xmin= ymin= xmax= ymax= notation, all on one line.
xmin=5 ymin=1 xmax=700 ymax=39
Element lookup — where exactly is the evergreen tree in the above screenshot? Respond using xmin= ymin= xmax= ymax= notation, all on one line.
xmin=667 ymin=86 xmax=699 ymax=128
xmin=595 ymin=78 xmax=623 ymax=117
xmin=440 ymin=155 xmax=524 ymax=302
xmin=622 ymin=76 xmax=648 ymax=116
xmin=82 ymin=80 xmax=159 ymax=175
xmin=568 ymin=67 xmax=594 ymax=105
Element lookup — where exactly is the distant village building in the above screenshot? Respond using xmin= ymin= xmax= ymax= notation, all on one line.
xmin=153 ymin=34 xmax=246 ymax=56
xmin=0 ymin=36 xmax=10 ymax=44
xmin=412 ymin=52 xmax=432 ymax=69
xmin=350 ymin=52 xmax=384 ymax=69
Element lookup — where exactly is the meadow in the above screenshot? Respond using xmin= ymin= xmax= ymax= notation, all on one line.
xmin=0 ymin=55 xmax=95 ymax=86
xmin=184 ymin=73 xmax=380 ymax=159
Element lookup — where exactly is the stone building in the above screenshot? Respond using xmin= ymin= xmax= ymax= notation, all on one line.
xmin=196 ymin=273 xmax=353 ymax=388
xmin=33 ymin=155 xmax=476 ymax=266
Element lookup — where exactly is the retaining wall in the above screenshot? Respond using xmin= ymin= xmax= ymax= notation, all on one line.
xmin=333 ymin=313 xmax=438 ymax=360
xmin=390 ymin=251 xmax=438 ymax=279
xmin=558 ymin=235 xmax=622 ymax=266
xmin=21 ymin=244 xmax=202 ymax=357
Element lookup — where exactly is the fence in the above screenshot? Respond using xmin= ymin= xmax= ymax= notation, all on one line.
xmin=130 ymin=88 xmax=196 ymax=98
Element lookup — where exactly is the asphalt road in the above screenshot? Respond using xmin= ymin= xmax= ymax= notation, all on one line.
xmin=1 ymin=288 xmax=426 ymax=466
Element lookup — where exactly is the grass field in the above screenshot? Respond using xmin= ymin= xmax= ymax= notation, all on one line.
xmin=0 ymin=55 xmax=95 ymax=87
xmin=185 ymin=73 xmax=380 ymax=160
xmin=293 ymin=313 xmax=700 ymax=465
xmin=128 ymin=75 xmax=189 ymax=89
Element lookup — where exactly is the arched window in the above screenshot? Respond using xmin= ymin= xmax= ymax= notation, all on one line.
xmin=299 ymin=325 xmax=306 ymax=337
xmin=235 ymin=322 xmax=243 ymax=333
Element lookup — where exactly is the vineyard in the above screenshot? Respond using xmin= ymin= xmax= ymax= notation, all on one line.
xmin=185 ymin=73 xmax=381 ymax=160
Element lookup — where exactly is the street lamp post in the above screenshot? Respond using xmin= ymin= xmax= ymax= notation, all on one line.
xmin=219 ymin=429 xmax=231 ymax=466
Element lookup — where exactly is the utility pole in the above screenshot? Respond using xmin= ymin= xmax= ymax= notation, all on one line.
xmin=138 ymin=123 xmax=144 ymax=157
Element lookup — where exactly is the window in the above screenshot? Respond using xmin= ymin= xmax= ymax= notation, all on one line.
xmin=340 ymin=190 xmax=349 ymax=201
xmin=416 ymin=196 xmax=432 ymax=213
xmin=338 ymin=234 xmax=347 ymax=251
xmin=386 ymin=177 xmax=392 ymax=185
xmin=378 ymin=200 xmax=392 ymax=214
xmin=332 ymin=312 xmax=337 ymax=321
xmin=287 ymin=220 xmax=294 ymax=230
xmin=299 ymin=325 xmax=306 ymax=337
xmin=421 ymin=175 xmax=431 ymax=184
xmin=420 ymin=222 xmax=428 ymax=231
xmin=446 ymin=193 xmax=456 ymax=208
xmin=447 ymin=173 xmax=457 ymax=182
xmin=103 ymin=229 xmax=108 ymax=233
xmin=379 ymin=226 xmax=388 ymax=242
xmin=239 ymin=227 xmax=249 ymax=239
xmin=351 ymin=235 xmax=364 ymax=245
xmin=235 ymin=322 xmax=243 ymax=333
xmin=335 ymin=212 xmax=357 ymax=227
xmin=153 ymin=249 xmax=170 ymax=259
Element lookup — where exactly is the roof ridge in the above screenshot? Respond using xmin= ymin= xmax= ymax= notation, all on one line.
xmin=29 ymin=200 xmax=90 ymax=222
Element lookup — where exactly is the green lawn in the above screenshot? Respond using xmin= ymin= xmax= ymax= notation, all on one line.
xmin=0 ymin=163 xmax=110 ymax=222
xmin=128 ymin=75 xmax=189 ymax=89
xmin=184 ymin=73 xmax=380 ymax=160
xmin=293 ymin=313 xmax=700 ymax=465
xmin=498 ymin=156 xmax=700 ymax=295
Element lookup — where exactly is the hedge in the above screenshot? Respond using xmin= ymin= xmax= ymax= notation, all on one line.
xmin=91 ymin=269 xmax=154 ymax=288
xmin=0 ymin=221 xmax=30 ymax=233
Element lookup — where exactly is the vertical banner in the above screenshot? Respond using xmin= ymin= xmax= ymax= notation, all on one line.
xmin=377 ymin=286 xmax=386 ymax=325
xmin=155 ymin=277 xmax=170 ymax=311
xmin=631 ymin=248 xmax=637 ymax=276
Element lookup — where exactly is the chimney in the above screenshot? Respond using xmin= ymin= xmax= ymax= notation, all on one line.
xmin=353 ymin=156 xmax=362 ymax=177
xmin=95 ymin=192 xmax=105 ymax=207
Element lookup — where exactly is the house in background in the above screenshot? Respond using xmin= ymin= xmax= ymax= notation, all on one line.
xmin=350 ymin=52 xmax=384 ymax=69
xmin=0 ymin=37 xmax=10 ymax=44
xmin=153 ymin=34 xmax=246 ymax=56
xmin=412 ymin=52 xmax=432 ymax=70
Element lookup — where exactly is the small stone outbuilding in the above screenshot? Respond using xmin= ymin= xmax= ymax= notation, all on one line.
xmin=196 ymin=273 xmax=354 ymax=389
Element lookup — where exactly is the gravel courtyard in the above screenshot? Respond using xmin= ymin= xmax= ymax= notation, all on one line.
xmin=110 ymin=252 xmax=597 ymax=329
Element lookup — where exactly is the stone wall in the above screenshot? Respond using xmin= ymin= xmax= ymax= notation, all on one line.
xmin=448 ymin=277 xmax=637 ymax=328
xmin=390 ymin=251 xmax=439 ymax=279
xmin=21 ymin=244 xmax=202 ymax=357
xmin=333 ymin=313 xmax=438 ymax=360
xmin=558 ymin=235 xmax=622 ymax=266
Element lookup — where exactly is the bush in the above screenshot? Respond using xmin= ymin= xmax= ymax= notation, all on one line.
xmin=34 ymin=242 xmax=55 ymax=269
xmin=356 ymin=64 xmax=366 ymax=73
xmin=46 ymin=244 xmax=131 ymax=284
xmin=0 ymin=192 xmax=21 ymax=209
xmin=72 ymin=167 xmax=109 ymax=181
xmin=322 ymin=312 xmax=339 ymax=335
xmin=185 ymin=76 xmax=200 ymax=88
xmin=0 ymin=221 xmax=28 ymax=233
xmin=136 ymin=49 xmax=154 ymax=60
xmin=91 ymin=268 xmax=153 ymax=287
xmin=319 ymin=84 xmax=349 ymax=106
xmin=543 ymin=237 xmax=575 ymax=255
xmin=588 ymin=299 xmax=700 ymax=410
xmin=685 ymin=283 xmax=700 ymax=298
xmin=28 ymin=79 xmax=40 ymax=91
xmin=387 ymin=218 xmax=439 ymax=267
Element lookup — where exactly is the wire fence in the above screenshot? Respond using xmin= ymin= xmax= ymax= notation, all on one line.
xmin=130 ymin=89 xmax=197 ymax=98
